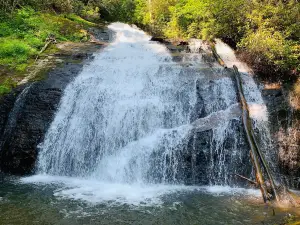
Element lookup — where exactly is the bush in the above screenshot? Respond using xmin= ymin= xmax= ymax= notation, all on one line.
xmin=0 ymin=38 xmax=36 ymax=63
xmin=0 ymin=78 xmax=17 ymax=95
xmin=0 ymin=7 xmax=96 ymax=73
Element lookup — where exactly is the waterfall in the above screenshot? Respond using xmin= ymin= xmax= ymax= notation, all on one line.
xmin=24 ymin=23 xmax=255 ymax=204
xmin=0 ymin=84 xmax=32 ymax=149
xmin=214 ymin=39 xmax=279 ymax=180
xmin=37 ymin=23 xmax=196 ymax=179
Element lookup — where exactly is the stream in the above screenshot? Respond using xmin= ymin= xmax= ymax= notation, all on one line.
xmin=0 ymin=23 xmax=297 ymax=224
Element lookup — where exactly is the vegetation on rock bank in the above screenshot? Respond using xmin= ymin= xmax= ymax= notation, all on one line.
xmin=0 ymin=2 xmax=100 ymax=95
xmin=0 ymin=0 xmax=299 ymax=94
xmin=106 ymin=0 xmax=300 ymax=80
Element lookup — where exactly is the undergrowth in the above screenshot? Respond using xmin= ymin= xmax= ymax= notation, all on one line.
xmin=0 ymin=7 xmax=99 ymax=96
xmin=0 ymin=7 xmax=97 ymax=73
xmin=0 ymin=78 xmax=17 ymax=95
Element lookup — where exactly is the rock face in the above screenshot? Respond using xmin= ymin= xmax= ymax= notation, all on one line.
xmin=145 ymin=65 xmax=252 ymax=186
xmin=0 ymin=37 xmax=254 ymax=188
xmin=0 ymin=55 xmax=94 ymax=175
xmin=0 ymin=27 xmax=111 ymax=175
xmin=183 ymin=119 xmax=251 ymax=186
xmin=262 ymin=85 xmax=300 ymax=189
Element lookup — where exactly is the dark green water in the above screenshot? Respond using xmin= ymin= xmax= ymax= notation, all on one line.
xmin=0 ymin=176 xmax=296 ymax=225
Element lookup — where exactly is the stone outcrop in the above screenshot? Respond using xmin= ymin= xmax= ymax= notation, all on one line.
xmin=262 ymin=85 xmax=300 ymax=189
xmin=0 ymin=58 xmax=93 ymax=174
xmin=0 ymin=28 xmax=111 ymax=175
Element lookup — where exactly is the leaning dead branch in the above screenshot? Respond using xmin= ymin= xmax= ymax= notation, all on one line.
xmin=35 ymin=34 xmax=57 ymax=61
xmin=233 ymin=65 xmax=279 ymax=203
xmin=234 ymin=173 xmax=258 ymax=186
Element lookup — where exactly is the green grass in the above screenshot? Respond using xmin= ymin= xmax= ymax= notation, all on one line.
xmin=0 ymin=85 xmax=11 ymax=95
xmin=0 ymin=78 xmax=17 ymax=95
xmin=65 ymin=13 xmax=96 ymax=26
xmin=0 ymin=7 xmax=97 ymax=73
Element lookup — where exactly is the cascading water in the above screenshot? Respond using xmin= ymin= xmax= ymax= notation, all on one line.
xmin=214 ymin=39 xmax=280 ymax=181
xmin=37 ymin=23 xmax=196 ymax=180
xmin=24 ymin=23 xmax=255 ymax=205
xmin=0 ymin=84 xmax=32 ymax=148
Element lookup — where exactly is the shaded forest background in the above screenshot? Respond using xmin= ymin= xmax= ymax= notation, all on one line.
xmin=0 ymin=0 xmax=299 ymax=80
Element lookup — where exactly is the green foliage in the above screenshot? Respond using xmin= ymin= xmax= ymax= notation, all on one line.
xmin=99 ymin=0 xmax=136 ymax=22
xmin=1 ymin=0 xmax=299 ymax=79
xmin=238 ymin=1 xmax=300 ymax=76
xmin=0 ymin=78 xmax=17 ymax=96
xmin=0 ymin=7 xmax=95 ymax=72
xmin=239 ymin=28 xmax=299 ymax=75
xmin=0 ymin=39 xmax=36 ymax=63
xmin=65 ymin=13 xmax=96 ymax=26
xmin=133 ymin=0 xmax=150 ymax=25
xmin=130 ymin=0 xmax=300 ymax=77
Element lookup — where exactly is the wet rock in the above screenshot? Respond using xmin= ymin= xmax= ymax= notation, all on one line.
xmin=177 ymin=41 xmax=189 ymax=46
xmin=147 ymin=118 xmax=252 ymax=186
xmin=185 ymin=119 xmax=252 ymax=186
xmin=0 ymin=60 xmax=90 ymax=175
xmin=150 ymin=37 xmax=170 ymax=44
xmin=88 ymin=27 xmax=112 ymax=42
xmin=262 ymin=86 xmax=300 ymax=189
xmin=192 ymin=77 xmax=237 ymax=119
xmin=0 ymin=87 xmax=25 ymax=136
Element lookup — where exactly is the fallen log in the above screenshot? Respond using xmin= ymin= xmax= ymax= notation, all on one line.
xmin=211 ymin=45 xmax=226 ymax=68
xmin=250 ymin=128 xmax=279 ymax=202
xmin=209 ymin=47 xmax=269 ymax=201
xmin=233 ymin=65 xmax=280 ymax=203
xmin=232 ymin=65 xmax=272 ymax=202
xmin=210 ymin=45 xmax=298 ymax=206
xmin=35 ymin=35 xmax=56 ymax=61
xmin=233 ymin=173 xmax=258 ymax=186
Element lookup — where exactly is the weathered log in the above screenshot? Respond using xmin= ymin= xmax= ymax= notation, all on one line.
xmin=233 ymin=65 xmax=270 ymax=202
xmin=233 ymin=65 xmax=279 ymax=202
xmin=209 ymin=46 xmax=269 ymax=201
xmin=250 ymin=128 xmax=279 ymax=202
xmin=211 ymin=45 xmax=226 ymax=68
xmin=210 ymin=45 xmax=298 ymax=206
xmin=233 ymin=173 xmax=258 ymax=186
xmin=35 ymin=35 xmax=56 ymax=61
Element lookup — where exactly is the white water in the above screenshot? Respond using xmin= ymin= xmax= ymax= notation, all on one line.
xmin=37 ymin=23 xmax=195 ymax=179
xmin=22 ymin=24 xmax=258 ymax=205
xmin=215 ymin=39 xmax=277 ymax=177
xmin=215 ymin=39 xmax=268 ymax=123
xmin=22 ymin=175 xmax=260 ymax=206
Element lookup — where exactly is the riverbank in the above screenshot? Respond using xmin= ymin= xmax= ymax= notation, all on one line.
xmin=0 ymin=7 xmax=106 ymax=95
xmin=0 ymin=21 xmax=299 ymax=224
xmin=0 ymin=24 xmax=111 ymax=174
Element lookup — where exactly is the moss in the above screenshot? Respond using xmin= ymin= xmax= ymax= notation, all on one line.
xmin=289 ymin=222 xmax=300 ymax=225
xmin=0 ymin=7 xmax=96 ymax=72
xmin=30 ymin=67 xmax=51 ymax=82
xmin=65 ymin=14 xmax=96 ymax=27
xmin=0 ymin=85 xmax=11 ymax=95
xmin=44 ymin=44 xmax=60 ymax=55
xmin=0 ymin=78 xmax=17 ymax=96
xmin=0 ymin=7 xmax=99 ymax=94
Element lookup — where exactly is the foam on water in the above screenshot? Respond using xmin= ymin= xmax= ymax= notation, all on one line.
xmin=21 ymin=175 xmax=260 ymax=206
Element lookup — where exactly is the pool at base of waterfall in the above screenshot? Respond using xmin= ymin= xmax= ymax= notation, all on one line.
xmin=0 ymin=176 xmax=296 ymax=225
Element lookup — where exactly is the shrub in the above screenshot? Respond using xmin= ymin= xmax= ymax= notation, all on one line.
xmin=239 ymin=28 xmax=299 ymax=77
xmin=0 ymin=78 xmax=17 ymax=96
xmin=0 ymin=39 xmax=36 ymax=63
